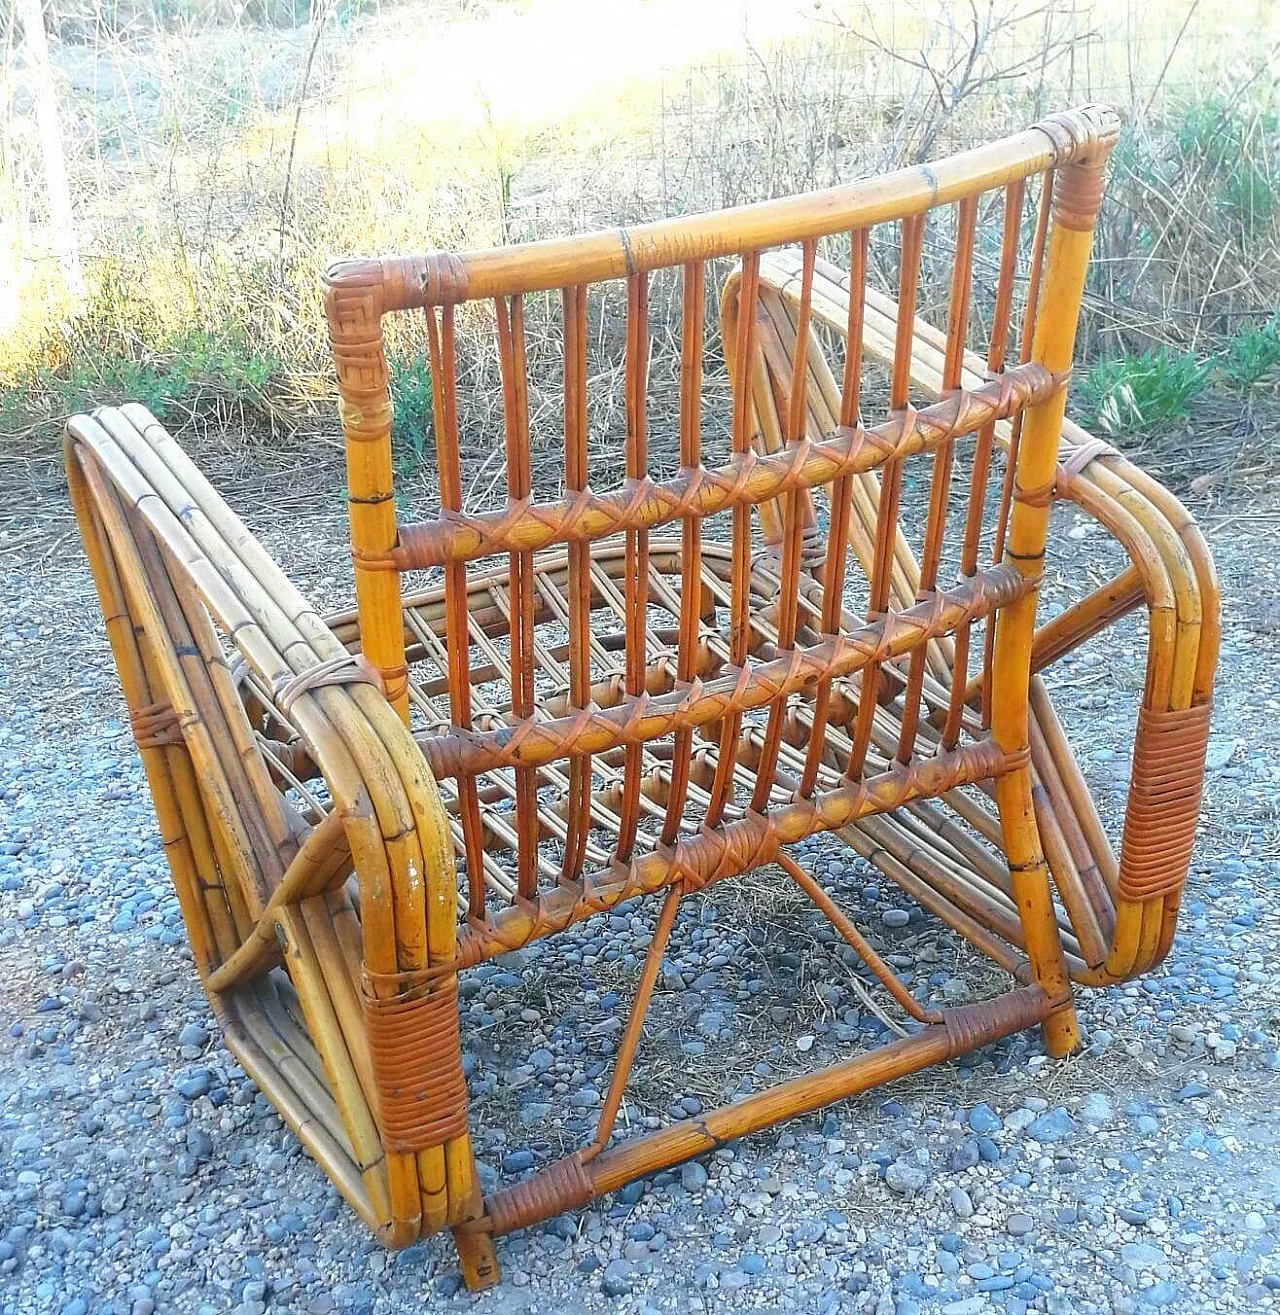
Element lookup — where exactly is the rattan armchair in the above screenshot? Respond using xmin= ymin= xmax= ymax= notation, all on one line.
xmin=66 ymin=104 xmax=1216 ymax=1290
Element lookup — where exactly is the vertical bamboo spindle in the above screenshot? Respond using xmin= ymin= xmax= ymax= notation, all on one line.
xmin=427 ymin=305 xmax=488 ymax=919
xmin=661 ymin=262 xmax=706 ymax=847
xmin=847 ymin=214 xmax=925 ymax=781
xmin=617 ymin=273 xmax=651 ymax=861
xmin=896 ymin=196 xmax=977 ymax=765
xmin=323 ymin=262 xmax=410 ymax=722
xmin=989 ymin=139 xmax=1113 ymax=1058
xmin=706 ymin=253 xmax=760 ymax=829
xmin=801 ymin=228 xmax=868 ymax=797
xmin=495 ymin=295 xmax=540 ymax=900
xmin=562 ymin=284 xmax=593 ymax=880
xmin=751 ymin=238 xmax=816 ymax=813
xmin=983 ymin=175 xmax=1053 ymax=728
xmin=942 ymin=181 xmax=1024 ymax=752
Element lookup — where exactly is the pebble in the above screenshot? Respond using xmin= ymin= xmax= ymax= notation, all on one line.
xmin=177 ymin=1022 xmax=208 ymax=1049
xmin=680 ymin=1161 xmax=709 ymax=1192
xmin=949 ymin=1138 xmax=980 ymax=1171
xmin=600 ymin=1259 xmax=633 ymax=1297
xmin=886 ymin=1159 xmax=929 ymax=1197
xmin=1080 ymin=1091 xmax=1113 ymax=1125
xmin=969 ymin=1103 xmax=1003 ymax=1134
xmin=1026 ymin=1108 xmax=1078 ymax=1143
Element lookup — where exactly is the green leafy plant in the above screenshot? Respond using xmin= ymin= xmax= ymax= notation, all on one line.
xmin=1171 ymin=93 xmax=1279 ymax=238
xmin=0 ymin=316 xmax=288 ymax=439
xmin=389 ymin=352 xmax=435 ymax=468
xmin=1076 ymin=349 xmax=1210 ymax=435
xmin=1217 ymin=317 xmax=1280 ymax=390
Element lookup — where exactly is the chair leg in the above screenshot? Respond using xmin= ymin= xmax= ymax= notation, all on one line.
xmin=453 ymin=1220 xmax=500 ymax=1291
xmin=1039 ymin=1000 xmax=1081 ymax=1059
xmin=992 ymin=766 xmax=1081 ymax=1060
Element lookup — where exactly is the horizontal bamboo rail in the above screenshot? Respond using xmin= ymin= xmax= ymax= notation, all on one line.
xmin=328 ymin=105 xmax=1117 ymax=309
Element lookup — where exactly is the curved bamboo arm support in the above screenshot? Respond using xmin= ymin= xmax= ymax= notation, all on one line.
xmin=64 ymin=407 xmax=493 ymax=1277
xmin=742 ymin=240 xmax=1218 ymax=987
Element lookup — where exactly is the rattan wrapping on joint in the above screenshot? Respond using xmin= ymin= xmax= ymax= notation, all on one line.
xmin=362 ymin=975 xmax=469 ymax=1152
xmin=1055 ymin=437 xmax=1119 ymax=493
xmin=942 ymin=990 xmax=1048 ymax=1053
xmin=486 ymin=1153 xmax=593 ymax=1236
xmin=129 ymin=700 xmax=184 ymax=748
xmin=1012 ymin=479 xmax=1056 ymax=508
xmin=274 ymin=652 xmax=385 ymax=716
xmin=1116 ymin=703 xmax=1213 ymax=901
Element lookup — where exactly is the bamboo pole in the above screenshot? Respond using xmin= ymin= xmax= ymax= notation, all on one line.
xmin=989 ymin=134 xmax=1115 ymax=1056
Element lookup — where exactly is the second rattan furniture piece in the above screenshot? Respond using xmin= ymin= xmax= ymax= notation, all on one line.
xmin=66 ymin=104 xmax=1216 ymax=1289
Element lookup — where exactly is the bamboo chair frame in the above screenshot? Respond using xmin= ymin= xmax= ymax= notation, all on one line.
xmin=66 ymin=104 xmax=1217 ymax=1291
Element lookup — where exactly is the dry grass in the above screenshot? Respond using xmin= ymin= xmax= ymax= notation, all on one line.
xmin=0 ymin=0 xmax=1278 ymax=498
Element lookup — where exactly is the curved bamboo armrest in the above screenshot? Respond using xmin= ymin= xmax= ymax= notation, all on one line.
xmin=63 ymin=405 xmax=491 ymax=1270
xmin=739 ymin=251 xmax=1220 ymax=982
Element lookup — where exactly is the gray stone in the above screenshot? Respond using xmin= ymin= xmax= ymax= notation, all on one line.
xmin=1080 ymin=1091 xmax=1114 ymax=1126
xmin=969 ymin=1103 xmax=1002 ymax=1135
xmin=186 ymin=1126 xmax=214 ymax=1161
xmin=680 ymin=1160 xmax=709 ymax=1192
xmin=886 ymin=1159 xmax=929 ymax=1197
xmin=174 ymin=1069 xmax=212 ymax=1100
xmin=1137 ymin=1280 xmax=1181 ymax=1307
xmin=177 ymin=1022 xmax=208 ymax=1049
xmin=949 ymin=1138 xmax=980 ymax=1172
xmin=1026 ymin=1108 xmax=1078 ymax=1143
xmin=601 ymin=1259 xmax=633 ymax=1298
xmin=1122 ymin=1242 xmax=1166 ymax=1269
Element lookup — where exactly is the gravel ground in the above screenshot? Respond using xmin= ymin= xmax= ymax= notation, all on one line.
xmin=1 ymin=451 xmax=1278 ymax=1315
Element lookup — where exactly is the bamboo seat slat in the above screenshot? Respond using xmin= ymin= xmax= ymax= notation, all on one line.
xmin=67 ymin=104 xmax=1217 ymax=1291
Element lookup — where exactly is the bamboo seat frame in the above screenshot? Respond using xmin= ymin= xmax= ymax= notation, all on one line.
xmin=66 ymin=104 xmax=1217 ymax=1291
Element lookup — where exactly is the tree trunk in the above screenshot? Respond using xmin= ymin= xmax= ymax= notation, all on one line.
xmin=17 ymin=0 xmax=84 ymax=309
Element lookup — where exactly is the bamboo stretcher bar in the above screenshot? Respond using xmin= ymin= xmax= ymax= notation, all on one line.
xmin=392 ymin=361 xmax=1063 ymax=569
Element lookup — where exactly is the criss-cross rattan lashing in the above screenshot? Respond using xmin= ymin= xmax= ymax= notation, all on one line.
xmin=66 ymin=104 xmax=1218 ymax=1290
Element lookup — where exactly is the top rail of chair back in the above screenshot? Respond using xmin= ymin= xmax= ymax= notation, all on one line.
xmin=324 ymin=105 xmax=1117 ymax=312
xmin=323 ymin=104 xmax=1118 ymax=584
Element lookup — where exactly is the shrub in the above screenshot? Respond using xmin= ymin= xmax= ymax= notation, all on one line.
xmin=1217 ymin=317 xmax=1280 ymax=390
xmin=1076 ymin=349 xmax=1210 ymax=435
xmin=389 ymin=352 xmax=434 ymax=467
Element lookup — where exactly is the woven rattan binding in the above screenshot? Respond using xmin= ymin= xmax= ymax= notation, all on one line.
xmin=942 ymin=988 xmax=1050 ymax=1054
xmin=362 ymin=974 xmax=469 ymax=1152
xmin=484 ymin=1154 xmax=594 ymax=1237
xmin=1055 ymin=436 xmax=1119 ymax=492
xmin=129 ymin=700 xmax=184 ymax=748
xmin=1116 ymin=702 xmax=1213 ymax=901
xmin=274 ymin=651 xmax=385 ymax=716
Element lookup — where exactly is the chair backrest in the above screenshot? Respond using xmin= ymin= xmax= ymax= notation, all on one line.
xmin=322 ymin=105 xmax=1118 ymax=931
